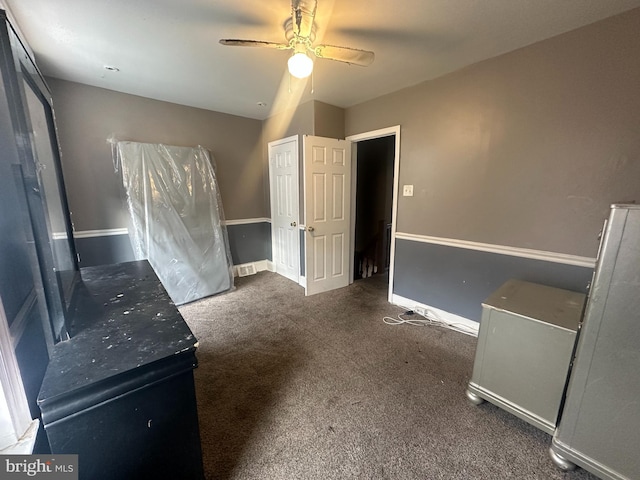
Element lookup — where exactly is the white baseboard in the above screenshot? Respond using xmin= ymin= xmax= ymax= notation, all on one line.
xmin=233 ymin=259 xmax=275 ymax=277
xmin=1 ymin=419 xmax=39 ymax=454
xmin=238 ymin=266 xmax=305 ymax=288
xmin=391 ymin=294 xmax=479 ymax=337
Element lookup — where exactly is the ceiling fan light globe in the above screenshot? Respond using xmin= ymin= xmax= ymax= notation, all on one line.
xmin=288 ymin=52 xmax=313 ymax=79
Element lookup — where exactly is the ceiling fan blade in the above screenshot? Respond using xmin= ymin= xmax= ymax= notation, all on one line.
xmin=291 ymin=0 xmax=317 ymax=38
xmin=219 ymin=39 xmax=290 ymax=50
xmin=313 ymin=45 xmax=375 ymax=66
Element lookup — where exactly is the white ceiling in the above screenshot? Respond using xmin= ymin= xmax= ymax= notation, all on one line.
xmin=5 ymin=0 xmax=640 ymax=120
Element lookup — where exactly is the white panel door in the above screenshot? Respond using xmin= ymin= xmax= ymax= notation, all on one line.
xmin=304 ymin=136 xmax=351 ymax=296
xmin=269 ymin=137 xmax=299 ymax=282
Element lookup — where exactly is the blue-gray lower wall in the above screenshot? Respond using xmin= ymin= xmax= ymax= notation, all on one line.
xmin=393 ymin=239 xmax=594 ymax=322
xmin=226 ymin=222 xmax=272 ymax=264
xmin=75 ymin=222 xmax=272 ymax=268
xmin=75 ymin=234 xmax=136 ymax=267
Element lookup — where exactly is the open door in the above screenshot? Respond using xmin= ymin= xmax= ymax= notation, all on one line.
xmin=268 ymin=136 xmax=300 ymax=283
xmin=303 ymin=136 xmax=351 ymax=296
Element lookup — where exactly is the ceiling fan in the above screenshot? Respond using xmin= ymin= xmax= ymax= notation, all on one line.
xmin=219 ymin=0 xmax=375 ymax=79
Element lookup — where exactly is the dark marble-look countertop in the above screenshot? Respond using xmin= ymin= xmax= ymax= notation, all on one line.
xmin=38 ymin=261 xmax=198 ymax=422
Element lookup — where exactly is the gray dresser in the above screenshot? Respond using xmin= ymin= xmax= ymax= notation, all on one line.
xmin=466 ymin=279 xmax=585 ymax=434
xmin=550 ymin=204 xmax=640 ymax=480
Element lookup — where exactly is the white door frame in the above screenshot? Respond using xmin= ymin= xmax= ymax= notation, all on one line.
xmin=268 ymin=135 xmax=300 ymax=284
xmin=346 ymin=126 xmax=401 ymax=303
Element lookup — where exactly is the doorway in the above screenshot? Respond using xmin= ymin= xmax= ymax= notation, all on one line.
xmin=347 ymin=126 xmax=400 ymax=303
xmin=353 ymin=136 xmax=395 ymax=282
xmin=269 ymin=128 xmax=400 ymax=301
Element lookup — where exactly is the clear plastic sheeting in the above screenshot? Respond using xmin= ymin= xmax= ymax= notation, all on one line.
xmin=117 ymin=141 xmax=233 ymax=305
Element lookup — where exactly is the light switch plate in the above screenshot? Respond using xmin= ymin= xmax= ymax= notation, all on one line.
xmin=403 ymin=185 xmax=414 ymax=197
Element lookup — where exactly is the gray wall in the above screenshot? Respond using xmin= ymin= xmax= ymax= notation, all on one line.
xmin=49 ymin=78 xmax=266 ymax=228
xmin=48 ymin=78 xmax=269 ymax=266
xmin=314 ymin=101 xmax=345 ymax=139
xmin=345 ymin=8 xmax=640 ymax=320
xmin=262 ymin=100 xmax=315 ymax=145
xmin=261 ymin=99 xmax=345 ymax=147
xmin=345 ymin=9 xmax=640 ymax=259
xmin=54 ymin=84 xmax=347 ymax=269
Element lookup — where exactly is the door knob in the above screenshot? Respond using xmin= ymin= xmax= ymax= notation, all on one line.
xmin=291 ymin=221 xmax=297 ymax=227
xmin=307 ymin=226 xmax=314 ymax=232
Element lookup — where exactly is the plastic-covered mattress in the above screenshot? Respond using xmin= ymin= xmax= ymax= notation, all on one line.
xmin=118 ymin=141 xmax=233 ymax=305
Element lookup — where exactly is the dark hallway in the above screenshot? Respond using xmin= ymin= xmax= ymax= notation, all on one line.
xmin=353 ymin=135 xmax=395 ymax=282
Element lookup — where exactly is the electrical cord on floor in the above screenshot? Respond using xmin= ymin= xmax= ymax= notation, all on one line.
xmin=383 ymin=309 xmax=477 ymax=335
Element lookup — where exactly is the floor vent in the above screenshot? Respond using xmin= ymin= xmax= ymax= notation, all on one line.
xmin=237 ymin=263 xmax=257 ymax=277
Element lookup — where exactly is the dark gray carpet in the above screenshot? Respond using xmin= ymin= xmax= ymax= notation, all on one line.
xmin=179 ymin=271 xmax=597 ymax=480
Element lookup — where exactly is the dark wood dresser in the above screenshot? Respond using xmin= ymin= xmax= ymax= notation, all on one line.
xmin=38 ymin=260 xmax=204 ymax=479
